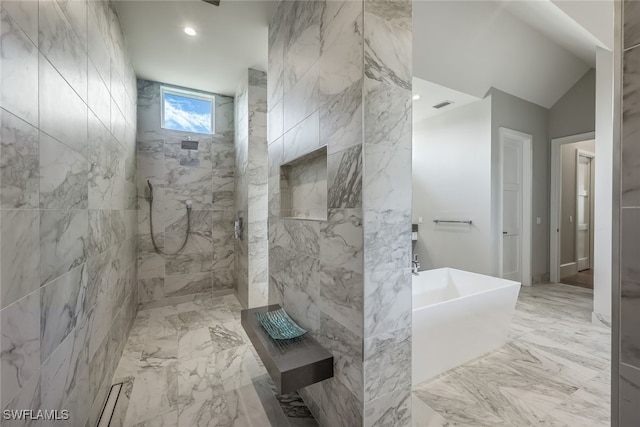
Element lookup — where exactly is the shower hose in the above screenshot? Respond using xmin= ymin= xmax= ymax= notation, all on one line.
xmin=147 ymin=180 xmax=191 ymax=255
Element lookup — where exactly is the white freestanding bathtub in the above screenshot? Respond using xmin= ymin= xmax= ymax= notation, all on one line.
xmin=412 ymin=268 xmax=521 ymax=386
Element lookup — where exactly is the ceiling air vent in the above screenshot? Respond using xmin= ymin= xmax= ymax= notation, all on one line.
xmin=202 ymin=0 xmax=220 ymax=6
xmin=432 ymin=101 xmax=453 ymax=109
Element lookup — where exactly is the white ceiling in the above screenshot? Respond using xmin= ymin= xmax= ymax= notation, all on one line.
xmin=413 ymin=78 xmax=481 ymax=123
xmin=412 ymin=0 xmax=607 ymax=109
xmin=500 ymin=0 xmax=609 ymax=65
xmin=113 ymin=0 xmax=277 ymax=97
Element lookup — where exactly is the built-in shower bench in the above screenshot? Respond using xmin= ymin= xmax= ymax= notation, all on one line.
xmin=241 ymin=305 xmax=334 ymax=393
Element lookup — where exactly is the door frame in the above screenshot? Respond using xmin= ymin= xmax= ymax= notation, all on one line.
xmin=549 ymin=132 xmax=596 ymax=283
xmin=498 ymin=127 xmax=533 ymax=286
xmin=575 ymin=149 xmax=595 ymax=272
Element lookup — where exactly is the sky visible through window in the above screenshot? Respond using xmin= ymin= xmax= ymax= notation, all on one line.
xmin=163 ymin=92 xmax=213 ymax=134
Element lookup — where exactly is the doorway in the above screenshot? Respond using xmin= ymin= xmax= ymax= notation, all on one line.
xmin=499 ymin=128 xmax=533 ymax=286
xmin=550 ymin=133 xmax=596 ymax=288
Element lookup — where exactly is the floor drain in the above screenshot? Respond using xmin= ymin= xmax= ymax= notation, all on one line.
xmin=97 ymin=382 xmax=123 ymax=427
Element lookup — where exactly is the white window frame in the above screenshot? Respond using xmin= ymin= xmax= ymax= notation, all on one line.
xmin=160 ymin=86 xmax=215 ymax=135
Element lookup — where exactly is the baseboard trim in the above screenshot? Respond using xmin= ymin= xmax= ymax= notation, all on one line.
xmin=560 ymin=262 xmax=578 ymax=278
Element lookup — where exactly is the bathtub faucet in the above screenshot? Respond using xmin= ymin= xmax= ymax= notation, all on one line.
xmin=412 ymin=254 xmax=420 ymax=275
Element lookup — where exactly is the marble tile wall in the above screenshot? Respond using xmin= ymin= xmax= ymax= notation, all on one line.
xmin=621 ymin=2 xmax=640 ymax=424
xmin=361 ymin=1 xmax=413 ymax=425
xmin=267 ymin=1 xmax=412 ymax=426
xmin=136 ymin=80 xmax=235 ymax=303
xmin=234 ymin=69 xmax=268 ymax=309
xmin=0 ymin=0 xmax=138 ymax=426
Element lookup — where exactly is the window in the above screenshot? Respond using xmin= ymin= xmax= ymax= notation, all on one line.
xmin=161 ymin=87 xmax=214 ymax=134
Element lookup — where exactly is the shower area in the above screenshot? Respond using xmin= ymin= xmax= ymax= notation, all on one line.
xmin=136 ymin=79 xmax=236 ymax=304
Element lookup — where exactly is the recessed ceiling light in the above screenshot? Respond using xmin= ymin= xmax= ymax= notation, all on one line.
xmin=413 ymin=94 xmax=421 ymax=101
xmin=184 ymin=27 xmax=197 ymax=36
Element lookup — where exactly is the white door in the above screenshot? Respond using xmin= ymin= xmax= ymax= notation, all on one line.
xmin=502 ymin=140 xmax=523 ymax=282
xmin=576 ymin=153 xmax=593 ymax=272
xmin=500 ymin=128 xmax=532 ymax=286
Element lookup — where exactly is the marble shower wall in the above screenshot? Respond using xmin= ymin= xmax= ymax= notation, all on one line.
xmin=0 ymin=0 xmax=138 ymax=425
xmin=136 ymin=80 xmax=235 ymax=303
xmin=362 ymin=0 xmax=413 ymax=424
xmin=267 ymin=1 xmax=412 ymax=426
xmin=620 ymin=2 xmax=640 ymax=424
xmin=234 ymin=69 xmax=268 ymax=309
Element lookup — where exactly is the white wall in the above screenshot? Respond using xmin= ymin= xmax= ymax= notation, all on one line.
xmin=412 ymin=98 xmax=493 ymax=275
xmin=490 ymin=89 xmax=550 ymax=281
xmin=549 ymin=69 xmax=596 ymax=140
xmin=594 ymin=46 xmax=613 ymax=325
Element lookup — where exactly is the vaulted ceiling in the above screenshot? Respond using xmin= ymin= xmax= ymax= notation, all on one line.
xmin=413 ymin=1 xmax=612 ymax=109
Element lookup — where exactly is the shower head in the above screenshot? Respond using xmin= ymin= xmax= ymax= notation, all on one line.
xmin=202 ymin=0 xmax=220 ymax=6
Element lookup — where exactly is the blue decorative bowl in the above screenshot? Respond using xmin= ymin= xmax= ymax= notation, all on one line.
xmin=255 ymin=308 xmax=307 ymax=340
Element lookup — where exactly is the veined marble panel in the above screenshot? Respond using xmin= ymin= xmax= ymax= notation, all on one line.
xmin=1 ymin=363 xmax=40 ymax=427
xmin=320 ymin=79 xmax=363 ymax=154
xmin=328 ymin=144 xmax=362 ymax=209
xmin=38 ymin=0 xmax=88 ymax=101
xmin=211 ymin=134 xmax=235 ymax=170
xmin=363 ymin=10 xmax=411 ymax=90
xmin=40 ymin=209 xmax=88 ymax=286
xmin=364 ymin=0 xmax=412 ymax=32
xmin=319 ymin=264 xmax=363 ymax=337
xmin=364 ymin=325 xmax=411 ymax=401
xmin=88 ymin=56 xmax=111 ymax=130
xmin=2 ymin=0 xmax=38 ymax=44
xmin=284 ymin=0 xmax=320 ymax=92
xmin=39 ymin=304 xmax=89 ymax=412
xmin=364 ymin=267 xmax=411 ymax=337
xmin=1 ymin=210 xmax=40 ymax=309
xmin=318 ymin=312 xmax=363 ymax=400
xmin=321 ymin=377 xmax=362 ymax=427
xmin=364 ymin=386 xmax=411 ymax=427
xmin=0 ymin=110 xmax=39 ymax=209
xmin=320 ymin=209 xmax=363 ymax=272
xmin=215 ymin=95 xmax=235 ymax=136
xmin=39 ymin=132 xmax=88 ymax=209
xmin=283 ymin=111 xmax=320 ymax=163
xmin=319 ymin=5 xmax=363 ymax=104
xmin=165 ymin=272 xmax=212 ymax=298
xmin=1 ymin=291 xmax=40 ymax=407
xmin=363 ymin=209 xmax=411 ymax=271
xmin=284 ymin=60 xmax=319 ymax=133
xmin=362 ymin=144 xmax=411 ymax=213
xmin=363 ymin=77 xmax=412 ymax=149
xmin=271 ymin=218 xmax=321 ymax=257
xmin=38 ymin=53 xmax=87 ymax=156
xmin=0 ymin=8 xmax=38 ymax=127
xmin=40 ymin=264 xmax=87 ymax=363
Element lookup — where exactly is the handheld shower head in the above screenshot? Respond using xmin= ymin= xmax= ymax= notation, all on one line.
xmin=147 ymin=180 xmax=153 ymax=202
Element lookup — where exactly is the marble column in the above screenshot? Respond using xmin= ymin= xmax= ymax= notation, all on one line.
xmin=267 ymin=1 xmax=412 ymax=425
xmin=619 ymin=1 xmax=640 ymax=424
xmin=235 ymin=69 xmax=269 ymax=308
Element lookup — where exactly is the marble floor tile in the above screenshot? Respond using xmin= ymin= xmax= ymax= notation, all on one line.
xmin=111 ymin=293 xmax=318 ymax=427
xmin=413 ymin=283 xmax=611 ymax=427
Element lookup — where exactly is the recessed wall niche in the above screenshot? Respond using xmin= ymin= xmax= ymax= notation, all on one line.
xmin=280 ymin=145 xmax=328 ymax=221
